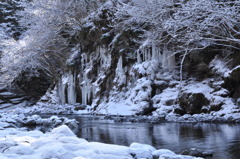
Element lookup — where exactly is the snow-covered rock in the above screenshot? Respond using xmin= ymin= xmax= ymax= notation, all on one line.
xmin=0 ymin=125 xmax=203 ymax=159
xmin=51 ymin=125 xmax=76 ymax=137
xmin=130 ymin=142 xmax=156 ymax=152
xmin=153 ymin=149 xmax=176 ymax=158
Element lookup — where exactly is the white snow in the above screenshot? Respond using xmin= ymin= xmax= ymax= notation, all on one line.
xmin=181 ymin=81 xmax=213 ymax=96
xmin=209 ymin=57 xmax=230 ymax=77
xmin=153 ymin=149 xmax=176 ymax=157
xmin=0 ymin=124 xmax=202 ymax=159
xmin=51 ymin=125 xmax=76 ymax=137
xmin=96 ymin=101 xmax=137 ymax=115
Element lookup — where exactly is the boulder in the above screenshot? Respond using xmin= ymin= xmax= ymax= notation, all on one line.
xmin=228 ymin=66 xmax=240 ymax=82
xmin=174 ymin=107 xmax=186 ymax=116
xmin=152 ymin=149 xmax=175 ymax=159
xmin=184 ymin=48 xmax=218 ymax=79
xmin=152 ymin=80 xmax=168 ymax=95
xmin=74 ymin=103 xmax=87 ymax=111
xmin=129 ymin=143 xmax=156 ymax=152
xmin=181 ymin=148 xmax=213 ymax=158
xmin=178 ymin=92 xmax=209 ymax=115
xmin=136 ymin=101 xmax=157 ymax=115
xmin=201 ymin=106 xmax=209 ymax=113
xmin=23 ymin=119 xmax=37 ymax=126
xmin=51 ymin=125 xmax=76 ymax=137
xmin=237 ymin=98 xmax=240 ymax=106
xmin=210 ymin=102 xmax=223 ymax=111
xmin=12 ymin=69 xmax=53 ymax=103
xmin=129 ymin=143 xmax=156 ymax=159
xmin=223 ymin=66 xmax=240 ymax=99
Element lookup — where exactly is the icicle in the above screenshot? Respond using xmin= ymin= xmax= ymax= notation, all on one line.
xmin=57 ymin=75 xmax=68 ymax=104
xmin=99 ymin=47 xmax=111 ymax=67
xmin=168 ymin=53 xmax=175 ymax=70
xmin=81 ymin=81 xmax=87 ymax=105
xmin=67 ymin=71 xmax=76 ymax=104
xmin=117 ymin=56 xmax=123 ymax=73
xmin=87 ymin=78 xmax=92 ymax=104
xmin=57 ymin=80 xmax=66 ymax=104
xmin=162 ymin=48 xmax=167 ymax=69
xmin=137 ymin=50 xmax=142 ymax=63
xmin=146 ymin=48 xmax=148 ymax=61
xmin=152 ymin=44 xmax=156 ymax=60
xmin=145 ymin=48 xmax=148 ymax=61
xmin=160 ymin=47 xmax=176 ymax=70
xmin=158 ymin=47 xmax=161 ymax=61
xmin=81 ymin=74 xmax=93 ymax=105
xmin=148 ymin=47 xmax=151 ymax=61
xmin=143 ymin=48 xmax=145 ymax=62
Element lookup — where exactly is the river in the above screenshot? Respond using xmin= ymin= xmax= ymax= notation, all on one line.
xmin=41 ymin=115 xmax=240 ymax=159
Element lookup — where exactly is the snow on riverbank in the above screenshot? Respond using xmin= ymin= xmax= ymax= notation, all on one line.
xmin=2 ymin=101 xmax=240 ymax=124
xmin=0 ymin=124 xmax=203 ymax=159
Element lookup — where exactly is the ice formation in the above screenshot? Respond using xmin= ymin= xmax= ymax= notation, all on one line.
xmin=56 ymin=37 xmax=177 ymax=109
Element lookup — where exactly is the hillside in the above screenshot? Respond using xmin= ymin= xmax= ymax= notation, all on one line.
xmin=0 ymin=0 xmax=240 ymax=122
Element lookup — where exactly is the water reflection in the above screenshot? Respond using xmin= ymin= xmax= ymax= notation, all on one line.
xmin=47 ymin=115 xmax=240 ymax=159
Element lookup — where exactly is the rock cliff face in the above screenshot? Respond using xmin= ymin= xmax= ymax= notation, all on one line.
xmin=43 ymin=5 xmax=240 ymax=118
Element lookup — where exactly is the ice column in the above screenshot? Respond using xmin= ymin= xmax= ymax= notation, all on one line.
xmin=57 ymin=78 xmax=66 ymax=104
xmin=81 ymin=75 xmax=93 ymax=105
xmin=137 ymin=50 xmax=142 ymax=63
xmin=161 ymin=47 xmax=175 ymax=70
xmin=136 ymin=44 xmax=175 ymax=70
xmin=117 ymin=55 xmax=123 ymax=73
xmin=116 ymin=55 xmax=126 ymax=86
xmin=67 ymin=71 xmax=76 ymax=104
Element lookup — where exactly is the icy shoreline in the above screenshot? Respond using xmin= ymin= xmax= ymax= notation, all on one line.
xmin=0 ymin=109 xmax=234 ymax=159
xmin=2 ymin=102 xmax=240 ymax=124
xmin=0 ymin=118 xmax=203 ymax=159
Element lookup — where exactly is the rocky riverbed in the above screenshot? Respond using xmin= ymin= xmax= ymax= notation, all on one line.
xmin=2 ymin=102 xmax=240 ymax=124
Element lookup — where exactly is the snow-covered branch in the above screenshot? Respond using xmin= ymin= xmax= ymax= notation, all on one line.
xmin=0 ymin=0 xmax=99 ymax=84
xmin=119 ymin=0 xmax=239 ymax=54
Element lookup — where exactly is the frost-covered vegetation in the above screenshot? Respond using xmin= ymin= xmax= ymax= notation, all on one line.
xmin=0 ymin=0 xmax=240 ymax=122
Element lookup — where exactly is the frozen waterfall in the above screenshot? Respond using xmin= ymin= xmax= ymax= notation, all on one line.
xmin=57 ymin=71 xmax=77 ymax=104
xmin=137 ymin=45 xmax=175 ymax=70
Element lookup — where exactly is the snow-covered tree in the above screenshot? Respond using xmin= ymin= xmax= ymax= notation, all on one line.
xmin=0 ymin=0 xmax=27 ymax=39
xmin=0 ymin=0 xmax=28 ymax=56
xmin=1 ymin=0 xmax=239 ymax=88
xmin=115 ymin=0 xmax=239 ymax=84
xmin=120 ymin=0 xmax=240 ymax=53
xmin=1 ymin=0 xmax=99 ymax=84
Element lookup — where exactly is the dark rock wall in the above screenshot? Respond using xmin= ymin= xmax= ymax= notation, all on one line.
xmin=2 ymin=1 xmax=240 ymax=117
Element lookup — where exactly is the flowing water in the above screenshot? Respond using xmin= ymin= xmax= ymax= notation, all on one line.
xmin=42 ymin=115 xmax=240 ymax=159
